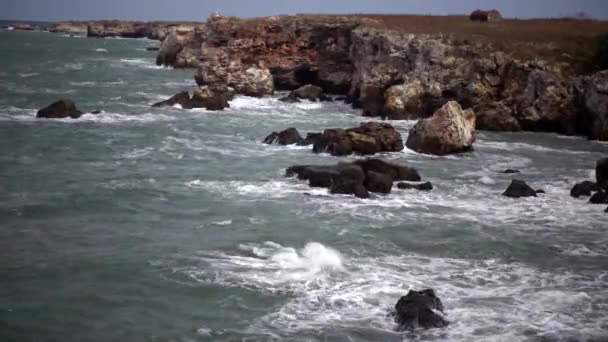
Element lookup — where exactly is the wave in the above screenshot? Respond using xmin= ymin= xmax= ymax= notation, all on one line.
xmin=19 ymin=72 xmax=39 ymax=78
xmin=160 ymin=242 xmax=608 ymax=340
xmin=95 ymin=48 xmax=108 ymax=52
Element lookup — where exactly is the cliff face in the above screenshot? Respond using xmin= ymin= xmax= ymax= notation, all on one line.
xmin=157 ymin=14 xmax=607 ymax=140
xmin=49 ymin=21 xmax=199 ymax=40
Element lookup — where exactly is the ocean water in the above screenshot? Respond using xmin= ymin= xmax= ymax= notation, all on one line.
xmin=1 ymin=30 xmax=607 ymax=342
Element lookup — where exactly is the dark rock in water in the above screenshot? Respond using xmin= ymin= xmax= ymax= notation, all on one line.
xmin=394 ymin=289 xmax=448 ymax=331
xmin=37 ymin=99 xmax=83 ymax=119
xmin=502 ymin=179 xmax=537 ymax=198
xmin=597 ymin=158 xmax=608 ymax=190
xmin=590 ymin=190 xmax=608 ymax=204
xmin=605 ymin=206 xmax=608 ymax=213
xmin=286 ymin=158 xmax=421 ymax=198
xmin=501 ymin=169 xmax=520 ymax=174
xmin=146 ymin=47 xmax=160 ymax=51
xmin=364 ymin=171 xmax=394 ymax=194
xmin=535 ymin=189 xmax=545 ymax=194
xmin=190 ymin=86 xmax=231 ymax=110
xmin=278 ymin=94 xmax=301 ymax=103
xmin=263 ymin=127 xmax=303 ymax=145
xmin=298 ymin=133 xmax=322 ymax=146
xmin=354 ymin=158 xmax=421 ymax=182
xmin=313 ymin=122 xmax=404 ymax=156
xmin=90 ymin=110 xmax=102 ymax=115
xmin=397 ymin=181 xmax=433 ymax=191
xmin=319 ymin=94 xmax=333 ymax=102
xmin=152 ymin=91 xmax=193 ymax=109
xmin=570 ymin=181 xmax=599 ymax=198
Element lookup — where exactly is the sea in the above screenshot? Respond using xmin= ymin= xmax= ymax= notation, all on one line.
xmin=0 ymin=28 xmax=607 ymax=342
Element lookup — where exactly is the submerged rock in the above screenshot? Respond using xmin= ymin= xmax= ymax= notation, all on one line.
xmin=286 ymin=158 xmax=421 ymax=198
xmin=37 ymin=99 xmax=83 ymax=119
xmin=501 ymin=169 xmax=521 ymax=174
xmin=570 ymin=181 xmax=598 ymax=198
xmin=263 ymin=128 xmax=303 ymax=145
xmin=405 ymin=101 xmax=476 ymax=155
xmin=502 ymin=179 xmax=538 ymax=198
xmin=397 ymin=181 xmax=433 ymax=191
xmin=394 ymin=289 xmax=448 ymax=331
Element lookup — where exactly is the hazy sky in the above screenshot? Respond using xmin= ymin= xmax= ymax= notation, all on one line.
xmin=3 ymin=0 xmax=608 ymax=21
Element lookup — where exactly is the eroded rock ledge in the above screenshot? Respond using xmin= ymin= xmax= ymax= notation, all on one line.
xmin=49 ymin=21 xmax=200 ymax=40
xmin=155 ymin=13 xmax=608 ymax=141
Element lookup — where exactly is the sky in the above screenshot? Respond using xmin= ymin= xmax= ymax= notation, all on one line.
xmin=3 ymin=0 xmax=608 ymax=21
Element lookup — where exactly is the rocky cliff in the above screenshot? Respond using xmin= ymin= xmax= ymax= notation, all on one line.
xmin=157 ymin=14 xmax=608 ymax=141
xmin=49 ymin=21 xmax=200 ymax=40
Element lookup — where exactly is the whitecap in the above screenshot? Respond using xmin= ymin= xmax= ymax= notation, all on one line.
xmin=19 ymin=72 xmax=39 ymax=78
xmin=69 ymin=81 xmax=96 ymax=86
xmin=95 ymin=48 xmax=108 ymax=52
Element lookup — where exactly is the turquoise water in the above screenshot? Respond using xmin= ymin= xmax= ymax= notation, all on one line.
xmin=1 ymin=30 xmax=607 ymax=341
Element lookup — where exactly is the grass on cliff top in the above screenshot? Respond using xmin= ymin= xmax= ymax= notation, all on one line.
xmin=358 ymin=14 xmax=608 ymax=71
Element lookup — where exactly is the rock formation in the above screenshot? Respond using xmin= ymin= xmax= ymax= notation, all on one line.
xmin=397 ymin=181 xmax=433 ymax=191
xmin=393 ymin=289 xmax=448 ymax=331
xmin=49 ymin=21 xmax=199 ymax=41
xmin=286 ymin=158 xmax=421 ymax=198
xmin=570 ymin=181 xmax=599 ymax=198
xmin=152 ymin=87 xmax=233 ymax=110
xmin=37 ymin=99 xmax=83 ymax=119
xmin=502 ymin=179 xmax=541 ymax=198
xmin=597 ymin=158 xmax=608 ymax=190
xmin=405 ymin=101 xmax=476 ymax=155
xmin=264 ymin=122 xmax=404 ymax=155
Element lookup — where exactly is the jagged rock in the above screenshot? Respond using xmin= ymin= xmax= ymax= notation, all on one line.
xmin=286 ymin=158 xmax=421 ymax=198
xmin=397 ymin=182 xmax=433 ymax=191
xmin=157 ymin=26 xmax=199 ymax=67
xmin=36 ymin=99 xmax=83 ymax=119
xmin=502 ymin=179 xmax=538 ymax=198
xmin=263 ymin=128 xmax=303 ymax=145
xmin=597 ymin=158 xmax=608 ymax=190
xmin=475 ymin=101 xmax=521 ymax=131
xmin=394 ymin=289 xmax=448 ymax=331
xmin=406 ymin=101 xmax=476 ymax=155
xmin=196 ymin=61 xmax=274 ymax=97
xmin=383 ymin=81 xmax=442 ymax=119
xmin=313 ymin=122 xmax=404 ymax=156
xmin=590 ymin=191 xmax=608 ymax=204
xmin=570 ymin=181 xmax=599 ymax=198
xmin=190 ymin=86 xmax=231 ymax=110
xmin=152 ymin=91 xmax=193 ymax=109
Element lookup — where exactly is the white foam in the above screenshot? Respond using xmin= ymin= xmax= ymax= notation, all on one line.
xmin=211 ymin=220 xmax=232 ymax=226
xmin=70 ymin=81 xmax=96 ymax=86
xmin=162 ymin=243 xmax=608 ymax=340
xmin=95 ymin=48 xmax=108 ymax=52
xmin=19 ymin=72 xmax=39 ymax=78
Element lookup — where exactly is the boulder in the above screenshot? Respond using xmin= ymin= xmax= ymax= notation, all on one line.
xmin=298 ymin=133 xmax=322 ymax=146
xmin=313 ymin=122 xmax=404 ymax=156
xmin=394 ymin=289 xmax=448 ymax=331
xmin=364 ymin=171 xmax=394 ymax=194
xmin=190 ymin=86 xmax=230 ymax=110
xmin=502 ymin=179 xmax=538 ymax=198
xmin=36 ymin=99 xmax=83 ymax=119
xmin=152 ymin=91 xmax=193 ymax=109
xmin=570 ymin=181 xmax=599 ymax=198
xmin=397 ymin=181 xmax=433 ymax=191
xmin=597 ymin=158 xmax=608 ymax=190
xmin=384 ymin=82 xmax=426 ymax=119
xmin=353 ymin=158 xmax=421 ymax=182
xmin=291 ymin=84 xmax=323 ymax=101
xmin=263 ymin=128 xmax=303 ymax=145
xmin=286 ymin=158 xmax=421 ymax=198
xmin=405 ymin=101 xmax=476 ymax=155
xmin=589 ymin=191 xmax=608 ymax=204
